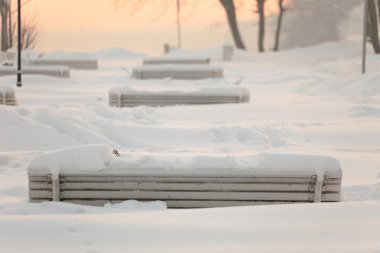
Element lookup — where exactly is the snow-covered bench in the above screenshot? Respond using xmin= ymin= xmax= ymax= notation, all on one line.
xmin=108 ymin=87 xmax=250 ymax=107
xmin=132 ymin=65 xmax=223 ymax=80
xmin=28 ymin=145 xmax=342 ymax=208
xmin=29 ymin=58 xmax=98 ymax=70
xmin=0 ymin=86 xmax=17 ymax=106
xmin=143 ymin=57 xmax=210 ymax=65
xmin=0 ymin=66 xmax=70 ymax=78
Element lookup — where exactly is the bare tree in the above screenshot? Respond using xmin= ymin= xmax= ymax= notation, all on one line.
xmin=20 ymin=16 xmax=39 ymax=49
xmin=256 ymin=0 xmax=265 ymax=52
xmin=0 ymin=0 xmax=9 ymax=51
xmin=273 ymin=0 xmax=285 ymax=51
xmin=113 ymin=0 xmax=247 ymax=50
xmin=219 ymin=0 xmax=246 ymax=50
xmin=368 ymin=0 xmax=380 ymax=53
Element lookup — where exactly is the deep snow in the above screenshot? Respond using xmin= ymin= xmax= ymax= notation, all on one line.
xmin=1 ymin=41 xmax=380 ymax=252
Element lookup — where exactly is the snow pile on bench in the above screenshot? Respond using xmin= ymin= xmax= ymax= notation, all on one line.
xmin=0 ymin=86 xmax=17 ymax=106
xmin=0 ymin=66 xmax=70 ymax=78
xmin=29 ymin=58 xmax=98 ymax=70
xmin=132 ymin=65 xmax=223 ymax=80
xmin=28 ymin=145 xmax=342 ymax=207
xmin=28 ymin=145 xmax=341 ymax=177
xmin=143 ymin=57 xmax=210 ymax=65
xmin=109 ymin=86 xmax=250 ymax=107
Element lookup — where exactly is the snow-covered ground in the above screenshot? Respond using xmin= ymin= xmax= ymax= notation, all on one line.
xmin=1 ymin=41 xmax=380 ymax=252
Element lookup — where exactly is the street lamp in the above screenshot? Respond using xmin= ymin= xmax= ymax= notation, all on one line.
xmin=176 ymin=0 xmax=181 ymax=49
xmin=17 ymin=0 xmax=22 ymax=87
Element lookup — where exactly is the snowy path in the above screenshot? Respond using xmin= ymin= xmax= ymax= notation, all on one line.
xmin=0 ymin=42 xmax=380 ymax=252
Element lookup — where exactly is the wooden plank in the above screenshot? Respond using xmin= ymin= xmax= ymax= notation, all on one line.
xmin=60 ymin=190 xmax=316 ymax=201
xmin=29 ymin=182 xmax=51 ymax=190
xmin=29 ymin=174 xmax=341 ymax=185
xmin=60 ymin=182 xmax=308 ymax=192
xmin=57 ymin=182 xmax=341 ymax=193
xmin=143 ymin=58 xmax=210 ymax=65
xmin=61 ymin=182 xmax=310 ymax=192
xmin=29 ymin=175 xmax=52 ymax=182
xmin=29 ymin=181 xmax=340 ymax=193
xmin=60 ymin=190 xmax=340 ymax=202
xmin=30 ymin=59 xmax=98 ymax=70
xmin=29 ymin=190 xmax=52 ymax=199
xmin=132 ymin=70 xmax=224 ymax=80
xmin=59 ymin=175 xmax=317 ymax=184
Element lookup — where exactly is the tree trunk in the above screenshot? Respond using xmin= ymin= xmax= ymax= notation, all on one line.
xmin=368 ymin=0 xmax=380 ymax=54
xmin=257 ymin=0 xmax=265 ymax=53
xmin=273 ymin=0 xmax=284 ymax=51
xmin=0 ymin=1 xmax=9 ymax=52
xmin=219 ymin=0 xmax=246 ymax=50
xmin=8 ymin=2 xmax=12 ymax=48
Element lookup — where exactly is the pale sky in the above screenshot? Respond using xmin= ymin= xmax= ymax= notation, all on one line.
xmin=21 ymin=0 xmax=284 ymax=55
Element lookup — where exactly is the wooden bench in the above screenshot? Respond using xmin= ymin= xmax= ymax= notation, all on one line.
xmin=27 ymin=147 xmax=342 ymax=208
xmin=132 ymin=65 xmax=223 ymax=80
xmin=0 ymin=66 xmax=70 ymax=78
xmin=28 ymin=173 xmax=341 ymax=208
xmin=0 ymin=86 xmax=17 ymax=106
xmin=143 ymin=57 xmax=210 ymax=65
xmin=29 ymin=58 xmax=98 ymax=70
xmin=109 ymin=87 xmax=250 ymax=107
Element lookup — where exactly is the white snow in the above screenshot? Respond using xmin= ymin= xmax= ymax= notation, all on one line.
xmin=109 ymin=85 xmax=250 ymax=97
xmin=28 ymin=144 xmax=341 ymax=178
xmin=132 ymin=64 xmax=224 ymax=72
xmin=1 ymin=39 xmax=380 ymax=252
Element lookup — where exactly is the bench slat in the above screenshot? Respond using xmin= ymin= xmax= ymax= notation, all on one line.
xmin=63 ymin=190 xmax=329 ymax=201
xmin=29 ymin=59 xmax=98 ymax=70
xmin=29 ymin=175 xmax=341 ymax=185
xmin=29 ymin=189 xmax=340 ymax=202
xmin=28 ymin=181 xmax=340 ymax=192
xmin=59 ymin=175 xmax=319 ymax=184
xmin=143 ymin=58 xmax=210 ymax=65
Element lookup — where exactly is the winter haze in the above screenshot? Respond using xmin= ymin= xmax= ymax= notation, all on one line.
xmin=1 ymin=0 xmax=380 ymax=253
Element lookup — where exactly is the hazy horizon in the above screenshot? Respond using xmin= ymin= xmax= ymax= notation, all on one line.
xmin=21 ymin=0 xmax=284 ymax=55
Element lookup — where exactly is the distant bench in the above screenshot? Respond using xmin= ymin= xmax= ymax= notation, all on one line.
xmin=132 ymin=65 xmax=223 ymax=80
xmin=29 ymin=58 xmax=98 ymax=70
xmin=0 ymin=86 xmax=17 ymax=106
xmin=109 ymin=87 xmax=250 ymax=107
xmin=0 ymin=66 xmax=70 ymax=78
xmin=28 ymin=146 xmax=342 ymax=208
xmin=143 ymin=57 xmax=210 ymax=65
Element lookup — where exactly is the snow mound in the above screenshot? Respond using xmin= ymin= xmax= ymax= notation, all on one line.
xmin=28 ymin=145 xmax=342 ymax=177
xmin=96 ymin=48 xmax=145 ymax=59
xmin=29 ymin=144 xmax=113 ymax=178
xmin=110 ymin=86 xmax=250 ymax=97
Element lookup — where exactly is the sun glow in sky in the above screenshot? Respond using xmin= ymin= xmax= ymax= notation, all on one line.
xmin=22 ymin=0 xmax=290 ymax=55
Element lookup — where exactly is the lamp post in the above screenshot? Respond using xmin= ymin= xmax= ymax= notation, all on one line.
xmin=176 ymin=0 xmax=181 ymax=49
xmin=17 ymin=0 xmax=22 ymax=87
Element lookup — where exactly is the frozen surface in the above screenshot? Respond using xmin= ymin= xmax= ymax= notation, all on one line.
xmin=1 ymin=40 xmax=380 ymax=252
